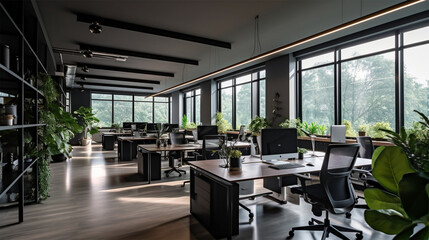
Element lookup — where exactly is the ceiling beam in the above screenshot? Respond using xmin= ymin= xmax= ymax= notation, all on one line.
xmin=79 ymin=43 xmax=199 ymax=65
xmin=76 ymin=73 xmax=160 ymax=85
xmin=75 ymin=81 xmax=153 ymax=90
xmin=76 ymin=63 xmax=174 ymax=77
xmin=76 ymin=13 xmax=231 ymax=49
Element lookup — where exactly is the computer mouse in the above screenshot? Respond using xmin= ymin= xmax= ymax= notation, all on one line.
xmin=306 ymin=162 xmax=314 ymax=167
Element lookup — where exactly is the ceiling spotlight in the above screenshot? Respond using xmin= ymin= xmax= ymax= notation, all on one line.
xmin=82 ymin=49 xmax=93 ymax=58
xmin=80 ymin=76 xmax=86 ymax=81
xmin=89 ymin=21 xmax=102 ymax=34
xmin=82 ymin=66 xmax=89 ymax=72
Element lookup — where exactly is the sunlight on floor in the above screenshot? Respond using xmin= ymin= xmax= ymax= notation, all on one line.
xmin=101 ymin=180 xmax=184 ymax=193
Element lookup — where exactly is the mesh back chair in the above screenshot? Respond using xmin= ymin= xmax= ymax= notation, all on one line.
xmin=237 ymin=125 xmax=247 ymax=142
xmin=356 ymin=136 xmax=374 ymax=159
xmin=202 ymin=135 xmax=226 ymax=159
xmin=287 ymin=144 xmax=363 ymax=240
xmin=164 ymin=132 xmax=187 ymax=177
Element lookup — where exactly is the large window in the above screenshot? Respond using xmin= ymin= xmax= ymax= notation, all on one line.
xmin=217 ymin=68 xmax=266 ymax=129
xmin=184 ymin=89 xmax=201 ymax=124
xmin=91 ymin=93 xmax=170 ymax=127
xmin=297 ymin=22 xmax=429 ymax=133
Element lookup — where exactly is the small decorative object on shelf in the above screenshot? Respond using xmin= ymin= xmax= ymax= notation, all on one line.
xmin=1 ymin=44 xmax=10 ymax=68
xmin=5 ymin=104 xmax=17 ymax=125
xmin=297 ymin=147 xmax=307 ymax=159
xmin=4 ymin=114 xmax=14 ymax=126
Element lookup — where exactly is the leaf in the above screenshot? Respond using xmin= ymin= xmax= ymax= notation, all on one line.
xmin=393 ymin=224 xmax=417 ymax=240
xmin=364 ymin=188 xmax=406 ymax=216
xmin=364 ymin=209 xmax=412 ymax=234
xmin=426 ymin=183 xmax=429 ymax=199
xmin=410 ymin=226 xmax=429 ymax=240
xmin=399 ymin=172 xmax=429 ymax=220
xmin=372 ymin=146 xmax=415 ymax=194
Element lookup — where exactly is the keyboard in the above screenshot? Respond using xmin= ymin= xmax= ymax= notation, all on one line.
xmin=268 ymin=163 xmax=305 ymax=170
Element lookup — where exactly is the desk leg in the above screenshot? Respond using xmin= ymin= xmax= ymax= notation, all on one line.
xmin=148 ymin=152 xmax=151 ymax=184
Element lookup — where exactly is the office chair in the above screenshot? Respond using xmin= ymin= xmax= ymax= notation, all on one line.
xmin=164 ymin=132 xmax=187 ymax=177
xmin=237 ymin=125 xmax=247 ymax=142
xmin=287 ymin=144 xmax=363 ymax=240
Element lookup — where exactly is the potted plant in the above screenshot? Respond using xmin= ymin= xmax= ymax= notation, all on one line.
xmin=181 ymin=115 xmax=188 ymax=130
xmin=364 ymin=110 xmax=429 ymax=239
xmin=297 ymin=147 xmax=307 ymax=159
xmin=342 ymin=120 xmax=356 ymax=137
xmin=155 ymin=123 xmax=169 ymax=147
xmin=229 ymin=149 xmax=242 ymax=171
xmin=38 ymin=74 xmax=82 ymax=200
xmin=111 ymin=123 xmax=121 ymax=133
xmin=358 ymin=125 xmax=368 ymax=136
xmin=74 ymin=106 xmax=100 ymax=146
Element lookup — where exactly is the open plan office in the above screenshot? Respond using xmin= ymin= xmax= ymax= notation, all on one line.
xmin=1 ymin=0 xmax=429 ymax=239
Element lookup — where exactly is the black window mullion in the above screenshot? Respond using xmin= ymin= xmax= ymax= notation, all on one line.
xmin=111 ymin=94 xmax=114 ymax=124
xmin=232 ymin=81 xmax=237 ymax=130
xmin=396 ymin=30 xmax=404 ymax=131
xmin=335 ymin=49 xmax=341 ymax=125
xmin=297 ymin=61 xmax=302 ymax=120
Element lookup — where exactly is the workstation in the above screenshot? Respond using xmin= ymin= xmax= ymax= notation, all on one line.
xmin=1 ymin=0 xmax=428 ymax=239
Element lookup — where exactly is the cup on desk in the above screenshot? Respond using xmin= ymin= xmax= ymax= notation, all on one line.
xmin=229 ymin=157 xmax=242 ymax=171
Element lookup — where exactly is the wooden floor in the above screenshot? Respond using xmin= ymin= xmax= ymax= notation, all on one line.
xmin=0 ymin=144 xmax=391 ymax=240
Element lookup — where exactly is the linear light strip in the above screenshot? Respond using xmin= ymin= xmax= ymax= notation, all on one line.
xmin=148 ymin=0 xmax=425 ymax=98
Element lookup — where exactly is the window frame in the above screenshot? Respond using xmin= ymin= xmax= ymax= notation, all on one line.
xmin=296 ymin=20 xmax=429 ymax=132
xmin=90 ymin=92 xmax=171 ymax=127
xmin=217 ymin=66 xmax=266 ymax=129
xmin=183 ymin=88 xmax=201 ymax=124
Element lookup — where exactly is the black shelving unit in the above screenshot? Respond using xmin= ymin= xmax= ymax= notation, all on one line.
xmin=0 ymin=0 xmax=55 ymax=224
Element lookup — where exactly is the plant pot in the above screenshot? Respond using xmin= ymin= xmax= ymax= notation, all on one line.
xmin=229 ymin=157 xmax=242 ymax=171
xmin=358 ymin=131 xmax=366 ymax=136
xmin=298 ymin=152 xmax=304 ymax=159
xmin=81 ymin=138 xmax=92 ymax=146
xmin=51 ymin=153 xmax=67 ymax=162
xmin=4 ymin=114 xmax=13 ymax=126
xmin=156 ymin=139 xmax=162 ymax=147
xmin=5 ymin=105 xmax=17 ymax=125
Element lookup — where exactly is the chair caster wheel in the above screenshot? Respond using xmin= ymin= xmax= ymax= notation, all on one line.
xmin=250 ymin=197 xmax=255 ymax=200
xmin=287 ymin=231 xmax=294 ymax=239
xmin=249 ymin=213 xmax=254 ymax=219
xmin=356 ymin=233 xmax=363 ymax=240
xmin=346 ymin=212 xmax=352 ymax=218
xmin=308 ymin=221 xmax=314 ymax=225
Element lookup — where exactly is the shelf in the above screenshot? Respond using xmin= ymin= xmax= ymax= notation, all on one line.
xmin=0 ymin=63 xmax=45 ymax=97
xmin=0 ymin=2 xmax=48 ymax=74
xmin=0 ymin=123 xmax=45 ymax=131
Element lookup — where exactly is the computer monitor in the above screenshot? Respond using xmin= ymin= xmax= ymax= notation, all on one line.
xmin=122 ymin=122 xmax=132 ymax=130
xmin=135 ymin=122 xmax=147 ymax=131
xmin=260 ymin=128 xmax=298 ymax=160
xmin=146 ymin=123 xmax=159 ymax=133
xmin=197 ymin=125 xmax=218 ymax=140
xmin=331 ymin=125 xmax=346 ymax=143
xmin=163 ymin=123 xmax=179 ymax=132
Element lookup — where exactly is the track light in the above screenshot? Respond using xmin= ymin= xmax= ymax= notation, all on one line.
xmin=89 ymin=21 xmax=102 ymax=34
xmin=81 ymin=66 xmax=89 ymax=73
xmin=82 ymin=49 xmax=93 ymax=58
xmin=80 ymin=84 xmax=85 ymax=92
xmin=80 ymin=76 xmax=86 ymax=81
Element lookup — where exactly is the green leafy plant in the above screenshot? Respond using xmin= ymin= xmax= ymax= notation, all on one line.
xmin=187 ymin=122 xmax=197 ymax=129
xmin=364 ymin=146 xmax=429 ymax=239
xmin=74 ymin=106 xmax=100 ymax=139
xmin=381 ymin=110 xmax=429 ymax=172
xmin=359 ymin=124 xmax=370 ymax=133
xmin=111 ymin=123 xmax=120 ymax=132
xmin=249 ymin=116 xmax=268 ymax=136
xmin=229 ymin=149 xmax=242 ymax=158
xmin=181 ymin=115 xmax=188 ymax=129
xmin=216 ymin=112 xmax=232 ymax=133
xmin=155 ymin=123 xmax=169 ymax=140
xmin=301 ymin=121 xmax=327 ymax=135
xmin=297 ymin=147 xmax=307 ymax=154
xmin=38 ymin=73 xmax=82 ymax=201
xmin=367 ymin=121 xmax=392 ymax=139
xmin=342 ymin=120 xmax=356 ymax=137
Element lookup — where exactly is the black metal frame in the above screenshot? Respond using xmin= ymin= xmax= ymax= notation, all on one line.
xmin=217 ymin=66 xmax=266 ymax=129
xmin=90 ymin=92 xmax=171 ymax=126
xmin=183 ymin=88 xmax=201 ymax=123
xmin=296 ymin=19 xmax=429 ymax=131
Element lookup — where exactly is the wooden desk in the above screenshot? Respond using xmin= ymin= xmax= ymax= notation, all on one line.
xmin=189 ymin=156 xmax=372 ymax=239
xmin=138 ymin=141 xmax=251 ymax=184
xmin=297 ymin=136 xmax=393 ymax=146
xmin=118 ymin=135 xmax=195 ymax=161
